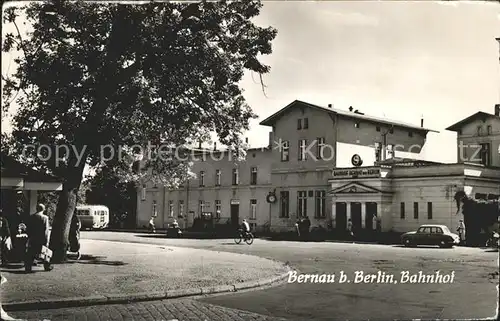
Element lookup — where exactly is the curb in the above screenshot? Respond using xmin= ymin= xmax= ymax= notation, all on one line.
xmin=3 ymin=268 xmax=292 ymax=312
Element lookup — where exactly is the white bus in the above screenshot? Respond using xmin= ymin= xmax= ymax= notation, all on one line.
xmin=75 ymin=205 xmax=109 ymax=230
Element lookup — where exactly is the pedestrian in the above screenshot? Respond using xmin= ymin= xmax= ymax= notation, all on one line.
xmin=303 ymin=216 xmax=311 ymax=239
xmin=295 ymin=217 xmax=303 ymax=238
xmin=24 ymin=204 xmax=53 ymax=272
xmin=347 ymin=218 xmax=354 ymax=243
xmin=456 ymin=219 xmax=465 ymax=245
xmin=148 ymin=216 xmax=156 ymax=233
xmin=372 ymin=214 xmax=378 ymax=241
xmin=69 ymin=214 xmax=81 ymax=259
xmin=0 ymin=210 xmax=12 ymax=267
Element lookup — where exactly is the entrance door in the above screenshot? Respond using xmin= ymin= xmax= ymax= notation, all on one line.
xmin=230 ymin=204 xmax=239 ymax=228
xmin=365 ymin=202 xmax=378 ymax=230
xmin=351 ymin=202 xmax=362 ymax=230
xmin=335 ymin=202 xmax=347 ymax=230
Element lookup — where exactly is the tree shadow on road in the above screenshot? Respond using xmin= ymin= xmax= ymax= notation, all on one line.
xmin=65 ymin=254 xmax=126 ymax=266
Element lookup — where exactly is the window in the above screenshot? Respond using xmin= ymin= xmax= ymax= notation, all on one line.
xmin=479 ymin=143 xmax=490 ymax=166
xmin=281 ymin=140 xmax=290 ymax=161
xmin=408 ymin=131 xmax=413 ymax=137
xmin=477 ymin=126 xmax=483 ymax=136
xmin=279 ymin=191 xmax=290 ymax=218
xmin=303 ymin=118 xmax=309 ymax=129
xmin=141 ymin=186 xmax=146 ymax=201
xmin=298 ymin=139 xmax=307 ymax=161
xmin=297 ymin=119 xmax=302 ymax=130
xmin=487 ymin=125 xmax=492 ymax=135
xmin=199 ymin=200 xmax=205 ymax=216
xmin=100 ymin=211 xmax=105 ymax=222
xmin=215 ymin=169 xmax=221 ymax=186
xmin=315 ymin=191 xmax=326 ymax=218
xmin=297 ymin=191 xmax=308 ymax=217
xmin=250 ymin=167 xmax=257 ymax=185
xmin=413 ymin=202 xmax=419 ymax=219
xmin=316 ymin=137 xmax=325 ymax=160
xmin=168 ymin=200 xmax=174 ymax=217
xmin=199 ymin=171 xmax=205 ymax=187
xmin=215 ymin=200 xmax=221 ymax=218
xmin=179 ymin=200 xmax=184 ymax=217
xmin=354 ymin=122 xmax=360 ymax=128
xmin=389 ymin=127 xmax=394 ymax=134
xmin=427 ymin=202 xmax=432 ymax=219
xmin=152 ymin=200 xmax=157 ymax=217
xmin=250 ymin=199 xmax=257 ymax=219
xmin=400 ymin=202 xmax=405 ymax=219
xmin=232 ymin=168 xmax=239 ymax=185
xmin=376 ymin=126 xmax=381 ymax=132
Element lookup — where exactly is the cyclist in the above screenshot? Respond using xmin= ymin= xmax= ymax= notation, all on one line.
xmin=241 ymin=219 xmax=251 ymax=239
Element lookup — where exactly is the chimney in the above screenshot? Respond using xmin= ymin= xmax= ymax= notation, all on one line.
xmin=495 ymin=104 xmax=500 ymax=116
xmin=328 ymin=104 xmax=332 ymax=108
xmin=213 ymin=142 xmax=217 ymax=151
xmin=349 ymin=106 xmax=353 ymax=112
xmin=420 ymin=117 xmax=424 ymax=128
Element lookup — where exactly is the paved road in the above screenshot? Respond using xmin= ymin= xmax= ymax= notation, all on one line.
xmin=80 ymin=232 xmax=499 ymax=320
xmin=9 ymin=232 xmax=498 ymax=320
xmin=10 ymin=298 xmax=287 ymax=321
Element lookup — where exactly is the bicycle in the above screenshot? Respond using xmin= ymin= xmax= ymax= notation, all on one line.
xmin=234 ymin=229 xmax=254 ymax=245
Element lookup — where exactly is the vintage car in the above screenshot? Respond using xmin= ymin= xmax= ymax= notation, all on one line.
xmin=401 ymin=224 xmax=460 ymax=248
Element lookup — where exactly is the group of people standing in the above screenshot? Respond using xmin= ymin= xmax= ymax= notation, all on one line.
xmin=0 ymin=204 xmax=82 ymax=272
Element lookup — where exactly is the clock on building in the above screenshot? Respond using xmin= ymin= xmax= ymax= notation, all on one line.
xmin=266 ymin=190 xmax=277 ymax=203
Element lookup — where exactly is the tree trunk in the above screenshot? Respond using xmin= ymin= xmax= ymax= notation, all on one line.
xmin=49 ymin=162 xmax=86 ymax=263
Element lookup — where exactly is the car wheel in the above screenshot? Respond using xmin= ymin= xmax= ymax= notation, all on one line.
xmin=403 ymin=239 xmax=412 ymax=247
xmin=438 ymin=241 xmax=447 ymax=248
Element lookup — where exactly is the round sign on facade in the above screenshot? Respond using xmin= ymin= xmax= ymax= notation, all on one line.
xmin=266 ymin=191 xmax=277 ymax=203
xmin=351 ymin=154 xmax=363 ymax=167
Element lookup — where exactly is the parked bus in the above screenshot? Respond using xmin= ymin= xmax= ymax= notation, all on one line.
xmin=75 ymin=205 xmax=109 ymax=230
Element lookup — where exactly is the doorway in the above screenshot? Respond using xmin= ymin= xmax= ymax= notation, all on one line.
xmin=230 ymin=204 xmax=239 ymax=228
xmin=351 ymin=202 xmax=362 ymax=229
xmin=365 ymin=202 xmax=378 ymax=230
xmin=335 ymin=202 xmax=347 ymax=230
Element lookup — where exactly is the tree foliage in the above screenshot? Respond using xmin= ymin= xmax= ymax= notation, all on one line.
xmin=2 ymin=0 xmax=276 ymax=260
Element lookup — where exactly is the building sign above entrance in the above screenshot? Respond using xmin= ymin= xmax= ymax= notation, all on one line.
xmin=332 ymin=168 xmax=381 ymax=178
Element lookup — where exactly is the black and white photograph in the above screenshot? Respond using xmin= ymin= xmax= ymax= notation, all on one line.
xmin=1 ymin=0 xmax=499 ymax=320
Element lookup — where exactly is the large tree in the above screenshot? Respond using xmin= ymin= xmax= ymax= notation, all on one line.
xmin=2 ymin=0 xmax=276 ymax=261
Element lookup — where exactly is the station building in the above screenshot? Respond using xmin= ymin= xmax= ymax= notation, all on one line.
xmin=136 ymin=100 xmax=500 ymax=233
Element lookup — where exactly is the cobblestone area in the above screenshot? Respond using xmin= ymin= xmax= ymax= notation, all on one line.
xmin=9 ymin=299 xmax=288 ymax=321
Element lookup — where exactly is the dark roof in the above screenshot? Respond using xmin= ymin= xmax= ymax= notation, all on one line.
xmin=445 ymin=111 xmax=499 ymax=132
xmin=1 ymin=155 xmax=61 ymax=183
xmin=259 ymin=100 xmax=439 ymax=133
xmin=376 ymin=158 xmax=443 ymax=167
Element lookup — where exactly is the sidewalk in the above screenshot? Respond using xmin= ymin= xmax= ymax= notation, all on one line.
xmin=0 ymin=239 xmax=290 ymax=312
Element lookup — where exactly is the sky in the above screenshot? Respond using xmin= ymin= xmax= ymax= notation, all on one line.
xmin=2 ymin=0 xmax=500 ymax=165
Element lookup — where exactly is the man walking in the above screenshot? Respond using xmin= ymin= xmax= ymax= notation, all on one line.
xmin=0 ymin=209 xmax=12 ymax=267
xmin=456 ymin=219 xmax=465 ymax=245
xmin=347 ymin=218 xmax=354 ymax=243
xmin=24 ymin=204 xmax=52 ymax=272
